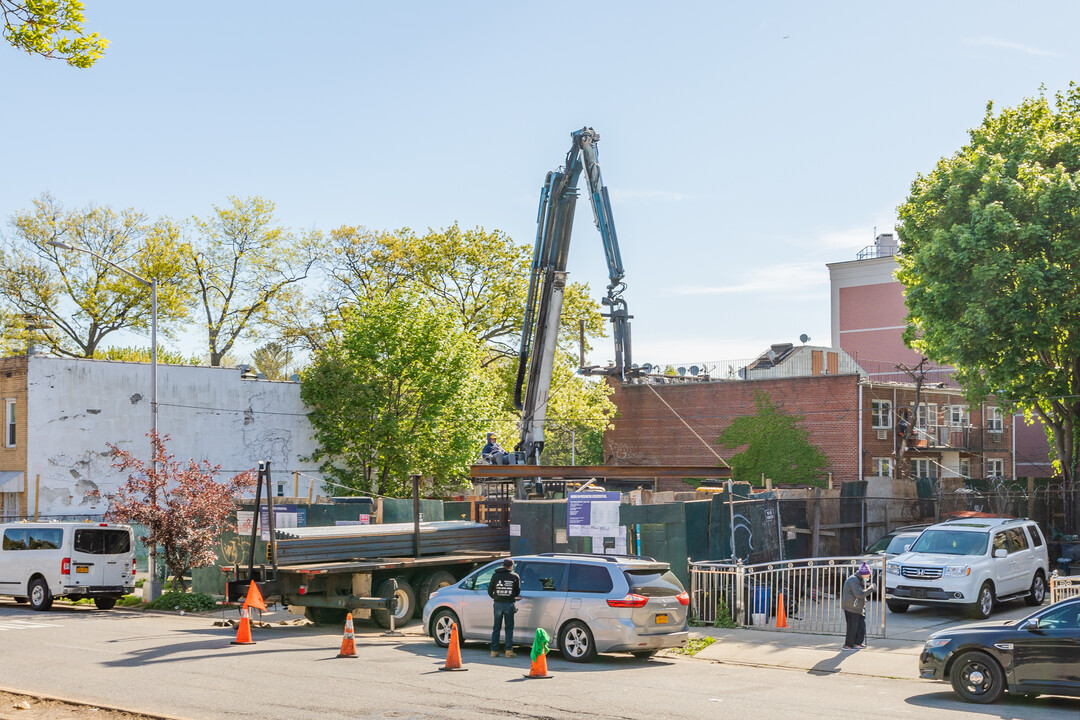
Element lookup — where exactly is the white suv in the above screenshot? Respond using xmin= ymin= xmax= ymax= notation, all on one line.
xmin=885 ymin=517 xmax=1049 ymax=619
xmin=0 ymin=522 xmax=136 ymax=611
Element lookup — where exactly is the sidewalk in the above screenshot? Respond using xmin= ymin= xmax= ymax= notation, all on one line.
xmin=688 ymin=627 xmax=924 ymax=679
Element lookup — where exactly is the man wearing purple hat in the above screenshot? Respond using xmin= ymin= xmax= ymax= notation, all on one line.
xmin=842 ymin=562 xmax=875 ymax=650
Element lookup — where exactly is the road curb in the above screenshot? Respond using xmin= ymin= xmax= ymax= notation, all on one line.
xmin=0 ymin=685 xmax=194 ymax=720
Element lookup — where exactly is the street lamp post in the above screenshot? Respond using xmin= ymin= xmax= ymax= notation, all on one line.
xmin=48 ymin=241 xmax=162 ymax=601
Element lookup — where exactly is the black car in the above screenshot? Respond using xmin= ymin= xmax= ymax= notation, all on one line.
xmin=920 ymin=596 xmax=1080 ymax=703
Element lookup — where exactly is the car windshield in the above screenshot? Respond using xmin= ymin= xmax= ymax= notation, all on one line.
xmin=886 ymin=535 xmax=917 ymax=554
xmin=866 ymin=535 xmax=893 ymax=553
xmin=910 ymin=529 xmax=988 ymax=556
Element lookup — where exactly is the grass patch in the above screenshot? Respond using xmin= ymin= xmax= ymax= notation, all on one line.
xmin=672 ymin=636 xmax=717 ymax=656
xmin=144 ymin=591 xmax=218 ymax=612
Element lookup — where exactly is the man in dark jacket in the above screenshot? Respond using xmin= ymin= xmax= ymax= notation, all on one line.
xmin=842 ymin=562 xmax=875 ymax=649
xmin=488 ymin=558 xmax=521 ymax=657
xmin=482 ymin=433 xmax=507 ymax=464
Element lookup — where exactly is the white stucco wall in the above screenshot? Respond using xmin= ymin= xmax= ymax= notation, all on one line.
xmin=25 ymin=356 xmax=324 ymax=517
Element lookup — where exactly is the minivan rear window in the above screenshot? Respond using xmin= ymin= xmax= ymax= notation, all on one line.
xmin=74 ymin=529 xmax=131 ymax=554
xmin=623 ymin=569 xmax=683 ymax=597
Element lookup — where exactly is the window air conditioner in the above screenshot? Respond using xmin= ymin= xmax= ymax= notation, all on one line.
xmin=877 ymin=429 xmax=888 ymax=440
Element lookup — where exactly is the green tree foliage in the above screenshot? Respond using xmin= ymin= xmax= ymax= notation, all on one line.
xmin=0 ymin=193 xmax=190 ymax=358
xmin=896 ymin=85 xmax=1080 ymax=512
xmin=97 ymin=346 xmax=203 ymax=365
xmin=252 ymin=341 xmax=293 ymax=380
xmin=301 ymin=292 xmax=497 ymax=497
xmin=717 ymin=392 xmax=829 ymax=486
xmin=188 ymin=196 xmax=315 ymax=366
xmin=1 ymin=0 xmax=107 ymax=67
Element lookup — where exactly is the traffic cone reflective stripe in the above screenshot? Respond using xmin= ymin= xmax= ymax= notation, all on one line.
xmin=337 ymin=612 xmax=358 ymax=658
xmin=231 ymin=606 xmax=255 ymax=645
xmin=438 ymin=622 xmax=468 ymax=671
xmin=775 ymin=593 xmax=788 ymax=629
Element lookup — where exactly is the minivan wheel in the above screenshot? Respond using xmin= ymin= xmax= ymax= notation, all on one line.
xmin=559 ymin=620 xmax=597 ymax=663
xmin=430 ymin=608 xmax=459 ymax=649
xmin=14 ymin=597 xmax=28 ymax=604
xmin=967 ymin=582 xmax=994 ymax=619
xmin=1024 ymin=572 xmax=1046 ymax=607
xmin=28 ymin=578 xmax=52 ymax=611
xmin=950 ymin=650 xmax=1005 ymax=703
xmin=630 ymin=650 xmax=658 ymax=659
xmin=94 ymin=597 xmax=117 ymax=610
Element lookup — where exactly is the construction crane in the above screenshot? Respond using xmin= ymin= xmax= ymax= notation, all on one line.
xmin=513 ymin=127 xmax=638 ymax=470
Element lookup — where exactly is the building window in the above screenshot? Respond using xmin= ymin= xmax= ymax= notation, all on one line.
xmin=872 ymin=457 xmax=892 ymax=477
xmin=911 ymin=458 xmax=936 ymax=479
xmin=959 ymin=458 xmax=971 ymax=479
xmin=987 ymin=458 xmax=1004 ymax=479
xmin=948 ymin=405 xmax=969 ymax=426
xmin=987 ymin=407 xmax=1003 ymax=433
xmin=4 ymin=399 xmax=13 ymax=448
xmin=916 ymin=403 xmax=938 ymax=429
xmin=871 ymin=400 xmax=892 ymax=429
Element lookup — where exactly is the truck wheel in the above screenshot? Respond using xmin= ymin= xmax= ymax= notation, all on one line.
xmin=303 ymin=607 xmax=348 ymax=626
xmin=967 ymin=582 xmax=995 ymax=619
xmin=416 ymin=571 xmax=456 ymax=617
xmin=372 ymin=577 xmax=415 ymax=629
xmin=28 ymin=578 xmax=52 ymax=611
xmin=1024 ymin=572 xmax=1046 ymax=606
xmin=94 ymin=597 xmax=117 ymax=610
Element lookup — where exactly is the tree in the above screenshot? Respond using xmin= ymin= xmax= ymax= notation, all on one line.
xmin=301 ymin=292 xmax=498 ymax=497
xmin=188 ymin=196 xmax=315 ymax=366
xmin=98 ymin=346 xmax=203 ymax=365
xmin=896 ymin=85 xmax=1080 ymax=530
xmin=0 ymin=193 xmax=191 ymax=358
xmin=252 ymin=341 xmax=293 ymax=380
xmin=95 ymin=432 xmax=255 ymax=592
xmin=1 ymin=0 xmax=107 ymax=67
xmin=717 ymin=391 xmax=830 ymax=486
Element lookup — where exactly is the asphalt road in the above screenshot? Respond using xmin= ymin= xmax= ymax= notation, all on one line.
xmin=0 ymin=601 xmax=1077 ymax=720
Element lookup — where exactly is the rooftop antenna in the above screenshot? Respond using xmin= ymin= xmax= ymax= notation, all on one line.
xmin=799 ymin=334 xmax=810 ymax=345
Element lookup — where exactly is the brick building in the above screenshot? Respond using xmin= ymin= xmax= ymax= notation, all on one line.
xmin=604 ymin=349 xmax=1012 ymax=490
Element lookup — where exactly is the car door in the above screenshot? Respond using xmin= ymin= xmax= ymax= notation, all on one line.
xmin=457 ymin=561 xmax=500 ymax=640
xmin=0 ymin=528 xmax=29 ymax=595
xmin=513 ymin=561 xmax=568 ymax=645
xmin=1011 ymin=602 xmax=1080 ymax=694
xmin=98 ymin=528 xmax=132 ymax=588
xmin=1006 ymin=528 xmax=1032 ymax=595
xmin=991 ymin=531 xmax=1020 ymax=596
xmin=71 ymin=528 xmax=106 ymax=588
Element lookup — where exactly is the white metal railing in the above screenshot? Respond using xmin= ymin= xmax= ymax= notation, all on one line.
xmin=1049 ymin=573 xmax=1078 ymax=604
xmin=690 ymin=556 xmax=886 ymax=637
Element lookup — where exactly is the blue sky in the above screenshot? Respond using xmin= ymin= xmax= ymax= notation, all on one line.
xmin=3 ymin=2 xmax=1079 ymax=368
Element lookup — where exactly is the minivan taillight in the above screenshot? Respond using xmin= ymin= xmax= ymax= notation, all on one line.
xmin=61 ymin=558 xmax=71 ymax=575
xmin=607 ymin=593 xmax=649 ymax=608
xmin=676 ymin=591 xmax=690 ymax=606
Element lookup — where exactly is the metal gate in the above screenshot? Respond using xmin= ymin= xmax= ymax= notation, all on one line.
xmin=690 ymin=556 xmax=886 ymax=638
xmin=1050 ymin=573 xmax=1078 ymax=604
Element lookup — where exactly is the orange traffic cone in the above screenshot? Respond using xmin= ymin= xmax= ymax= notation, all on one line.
xmin=231 ymin=606 xmax=255 ymax=645
xmin=775 ymin=593 xmax=788 ymax=629
xmin=438 ymin=622 xmax=468 ymax=671
xmin=524 ymin=650 xmax=553 ymax=679
xmin=337 ymin=612 xmax=358 ymax=658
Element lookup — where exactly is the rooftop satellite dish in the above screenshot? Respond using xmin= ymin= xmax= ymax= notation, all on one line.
xmin=237 ymin=364 xmax=250 ymax=373
xmin=642 ymin=363 xmax=653 ymax=374
xmin=690 ymin=365 xmax=700 ymax=376
xmin=290 ymin=373 xmax=301 ymax=382
xmin=677 ymin=366 xmax=687 ymax=376
xmin=799 ymin=334 xmax=810 ymax=344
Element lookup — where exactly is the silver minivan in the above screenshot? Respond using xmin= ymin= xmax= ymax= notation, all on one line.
xmin=0 ymin=522 xmax=136 ymax=610
xmin=422 ymin=553 xmax=689 ymax=662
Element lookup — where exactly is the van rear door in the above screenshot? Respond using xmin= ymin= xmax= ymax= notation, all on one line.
xmin=72 ymin=528 xmax=105 ymax=588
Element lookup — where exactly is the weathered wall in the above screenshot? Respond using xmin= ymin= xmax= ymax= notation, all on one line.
xmin=25 ymin=356 xmax=324 ymax=517
xmin=605 ymin=374 xmax=860 ymax=488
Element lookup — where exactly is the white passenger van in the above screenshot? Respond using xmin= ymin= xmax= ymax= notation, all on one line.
xmin=0 ymin=522 xmax=136 ymax=610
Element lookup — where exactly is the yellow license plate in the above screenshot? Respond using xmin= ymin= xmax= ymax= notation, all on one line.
xmin=76 ymin=566 xmax=89 ymax=573
xmin=655 ymin=614 xmax=668 ymax=624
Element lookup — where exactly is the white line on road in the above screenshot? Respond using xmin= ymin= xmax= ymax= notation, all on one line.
xmin=0 ymin=620 xmax=61 ymax=630
xmin=45 ymin=643 xmax=126 ymax=655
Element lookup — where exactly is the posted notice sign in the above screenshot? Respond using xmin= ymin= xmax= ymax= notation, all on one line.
xmin=567 ymin=491 xmax=621 ymax=537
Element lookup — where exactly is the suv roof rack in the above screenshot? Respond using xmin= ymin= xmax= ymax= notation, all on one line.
xmin=536 ymin=552 xmax=657 ymax=563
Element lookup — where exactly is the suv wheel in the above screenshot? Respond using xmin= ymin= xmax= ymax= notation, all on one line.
xmin=967 ymin=582 xmax=994 ymax=619
xmin=949 ymin=650 xmax=1005 ymax=703
xmin=28 ymin=578 xmax=52 ymax=612
xmin=559 ymin=620 xmax=597 ymax=663
xmin=886 ymin=600 xmax=909 ymax=613
xmin=1024 ymin=572 xmax=1046 ymax=607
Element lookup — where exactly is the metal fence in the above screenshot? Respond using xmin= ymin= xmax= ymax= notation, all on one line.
xmin=1050 ymin=573 xmax=1079 ymax=604
xmin=690 ymin=556 xmax=886 ymax=637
